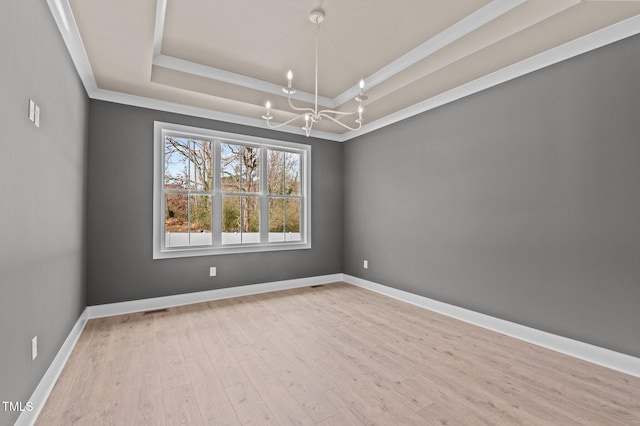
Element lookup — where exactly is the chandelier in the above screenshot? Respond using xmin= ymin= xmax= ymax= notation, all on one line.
xmin=262 ymin=8 xmax=367 ymax=137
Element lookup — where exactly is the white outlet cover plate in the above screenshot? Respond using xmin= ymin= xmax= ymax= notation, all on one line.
xmin=209 ymin=267 xmax=217 ymax=277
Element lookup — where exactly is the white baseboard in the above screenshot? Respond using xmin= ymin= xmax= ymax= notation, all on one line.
xmin=19 ymin=274 xmax=342 ymax=425
xmin=343 ymin=274 xmax=640 ymax=378
xmin=86 ymin=273 xmax=344 ymax=319
xmin=15 ymin=308 xmax=89 ymax=426
xmin=19 ymin=272 xmax=640 ymax=426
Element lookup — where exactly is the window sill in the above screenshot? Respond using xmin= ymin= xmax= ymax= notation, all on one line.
xmin=153 ymin=241 xmax=311 ymax=259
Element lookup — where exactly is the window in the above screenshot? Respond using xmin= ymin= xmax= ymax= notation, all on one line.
xmin=154 ymin=122 xmax=310 ymax=258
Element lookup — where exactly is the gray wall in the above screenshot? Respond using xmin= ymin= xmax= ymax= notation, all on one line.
xmin=344 ymin=33 xmax=640 ymax=358
xmin=87 ymin=100 xmax=343 ymax=305
xmin=0 ymin=0 xmax=88 ymax=425
xmin=2 ymin=5 xmax=638 ymax=424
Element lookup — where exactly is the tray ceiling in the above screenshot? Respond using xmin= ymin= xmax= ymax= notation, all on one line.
xmin=50 ymin=0 xmax=640 ymax=141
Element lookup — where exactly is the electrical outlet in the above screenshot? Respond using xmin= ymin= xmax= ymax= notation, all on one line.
xmin=32 ymin=336 xmax=37 ymax=360
xmin=363 ymin=260 xmax=368 ymax=269
xmin=209 ymin=267 xmax=217 ymax=277
xmin=34 ymin=104 xmax=40 ymax=127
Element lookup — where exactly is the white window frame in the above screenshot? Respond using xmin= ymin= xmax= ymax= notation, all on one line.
xmin=153 ymin=121 xmax=311 ymax=259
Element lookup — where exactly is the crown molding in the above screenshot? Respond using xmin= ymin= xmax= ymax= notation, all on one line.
xmin=91 ymin=88 xmax=344 ymax=141
xmin=332 ymin=0 xmax=527 ymax=106
xmin=344 ymin=12 xmax=640 ymax=141
xmin=150 ymin=0 xmax=335 ymax=108
xmin=152 ymin=54 xmax=337 ymax=109
xmin=152 ymin=0 xmax=167 ymax=59
xmin=151 ymin=0 xmax=525 ymax=109
xmin=46 ymin=0 xmax=97 ymax=94
xmin=47 ymin=0 xmax=640 ymax=142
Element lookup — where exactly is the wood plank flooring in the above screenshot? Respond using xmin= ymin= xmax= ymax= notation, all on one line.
xmin=36 ymin=282 xmax=640 ymax=425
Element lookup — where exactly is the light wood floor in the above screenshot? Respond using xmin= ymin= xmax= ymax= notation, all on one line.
xmin=37 ymin=282 xmax=640 ymax=425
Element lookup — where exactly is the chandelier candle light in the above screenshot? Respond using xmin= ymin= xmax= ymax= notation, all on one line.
xmin=262 ymin=8 xmax=367 ymax=137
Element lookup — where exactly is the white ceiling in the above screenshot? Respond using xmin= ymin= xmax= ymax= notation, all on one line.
xmin=49 ymin=0 xmax=640 ymax=141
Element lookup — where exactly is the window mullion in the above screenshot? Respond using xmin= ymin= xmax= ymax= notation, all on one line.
xmin=300 ymin=152 xmax=307 ymax=242
xmin=260 ymin=148 xmax=268 ymax=243
xmin=212 ymin=140 xmax=222 ymax=246
xmin=186 ymin=140 xmax=192 ymax=247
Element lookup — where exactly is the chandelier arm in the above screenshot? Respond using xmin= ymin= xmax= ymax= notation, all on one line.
xmin=318 ymin=113 xmax=363 ymax=131
xmin=265 ymin=113 xmax=309 ymax=129
xmin=286 ymin=95 xmax=316 ymax=114
xmin=260 ymin=8 xmax=364 ymax=137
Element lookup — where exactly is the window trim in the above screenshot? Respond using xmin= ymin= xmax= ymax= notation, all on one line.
xmin=153 ymin=121 xmax=311 ymax=259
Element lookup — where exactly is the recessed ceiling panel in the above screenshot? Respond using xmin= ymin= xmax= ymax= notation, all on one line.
xmin=62 ymin=0 xmax=640 ymax=139
xmin=160 ymin=0 xmax=492 ymax=96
